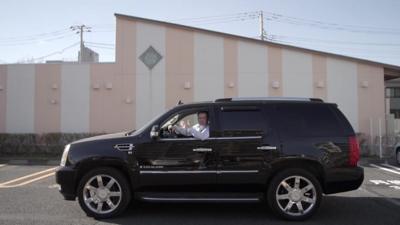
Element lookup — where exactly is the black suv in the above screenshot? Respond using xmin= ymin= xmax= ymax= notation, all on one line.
xmin=56 ymin=97 xmax=363 ymax=221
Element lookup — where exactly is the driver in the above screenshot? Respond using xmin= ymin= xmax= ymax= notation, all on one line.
xmin=171 ymin=111 xmax=209 ymax=140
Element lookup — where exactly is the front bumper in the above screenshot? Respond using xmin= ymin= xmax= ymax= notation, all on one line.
xmin=55 ymin=166 xmax=78 ymax=200
xmin=323 ymin=166 xmax=364 ymax=194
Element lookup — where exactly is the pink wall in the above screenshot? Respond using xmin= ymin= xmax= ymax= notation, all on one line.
xmin=223 ymin=38 xmax=238 ymax=98
xmin=90 ymin=63 xmax=136 ymax=133
xmin=268 ymin=46 xmax=283 ymax=96
xmin=357 ymin=63 xmax=386 ymax=135
xmin=34 ymin=64 xmax=61 ymax=133
xmin=0 ymin=65 xmax=6 ymax=133
xmin=165 ymin=27 xmax=194 ymax=108
xmin=312 ymin=54 xmax=327 ymax=100
xmin=115 ymin=18 xmax=136 ymax=131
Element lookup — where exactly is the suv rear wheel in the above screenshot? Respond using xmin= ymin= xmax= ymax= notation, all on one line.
xmin=267 ymin=168 xmax=322 ymax=221
xmin=77 ymin=167 xmax=131 ymax=219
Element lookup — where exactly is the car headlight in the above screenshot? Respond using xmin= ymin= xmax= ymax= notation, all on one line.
xmin=60 ymin=144 xmax=70 ymax=167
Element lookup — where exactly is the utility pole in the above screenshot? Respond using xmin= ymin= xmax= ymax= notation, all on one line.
xmin=259 ymin=11 xmax=266 ymax=41
xmin=70 ymin=25 xmax=91 ymax=63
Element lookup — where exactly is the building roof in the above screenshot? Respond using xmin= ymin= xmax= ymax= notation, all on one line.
xmin=115 ymin=13 xmax=400 ymax=78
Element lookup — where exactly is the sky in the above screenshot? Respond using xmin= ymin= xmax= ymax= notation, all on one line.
xmin=0 ymin=0 xmax=399 ymax=66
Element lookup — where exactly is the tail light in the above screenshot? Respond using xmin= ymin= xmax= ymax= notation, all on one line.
xmin=348 ymin=136 xmax=360 ymax=167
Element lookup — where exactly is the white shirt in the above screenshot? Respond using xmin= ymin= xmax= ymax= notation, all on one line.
xmin=174 ymin=124 xmax=209 ymax=140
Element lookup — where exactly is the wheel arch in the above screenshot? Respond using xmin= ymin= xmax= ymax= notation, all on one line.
xmin=74 ymin=158 xmax=135 ymax=195
xmin=266 ymin=158 xmax=325 ymax=192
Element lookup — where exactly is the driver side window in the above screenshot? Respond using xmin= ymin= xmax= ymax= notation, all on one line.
xmin=159 ymin=110 xmax=209 ymax=139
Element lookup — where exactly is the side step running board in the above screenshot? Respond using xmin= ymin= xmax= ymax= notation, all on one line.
xmin=135 ymin=192 xmax=264 ymax=203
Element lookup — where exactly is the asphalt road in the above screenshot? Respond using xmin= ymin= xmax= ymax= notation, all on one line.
xmin=0 ymin=160 xmax=399 ymax=225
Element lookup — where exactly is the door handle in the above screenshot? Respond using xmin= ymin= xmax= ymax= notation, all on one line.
xmin=257 ymin=145 xmax=277 ymax=151
xmin=193 ymin=148 xmax=213 ymax=152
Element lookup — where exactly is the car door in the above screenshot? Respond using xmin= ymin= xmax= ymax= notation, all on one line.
xmin=214 ymin=104 xmax=280 ymax=192
xmin=135 ymin=107 xmax=218 ymax=191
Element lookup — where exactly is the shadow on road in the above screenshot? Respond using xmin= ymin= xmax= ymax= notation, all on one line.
xmin=101 ymin=195 xmax=400 ymax=225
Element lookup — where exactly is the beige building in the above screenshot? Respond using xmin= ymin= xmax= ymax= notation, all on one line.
xmin=0 ymin=13 xmax=400 ymax=141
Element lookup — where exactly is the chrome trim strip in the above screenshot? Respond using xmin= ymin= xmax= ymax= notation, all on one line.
xmin=216 ymin=170 xmax=259 ymax=174
xmin=140 ymin=170 xmax=216 ymax=174
xmin=141 ymin=197 xmax=260 ymax=202
xmin=193 ymin=148 xmax=212 ymax=152
xmin=159 ymin=136 xmax=262 ymax=141
xmin=257 ymin=146 xmax=277 ymax=150
xmin=140 ymin=170 xmax=259 ymax=174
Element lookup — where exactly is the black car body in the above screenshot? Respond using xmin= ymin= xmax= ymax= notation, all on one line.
xmin=56 ymin=97 xmax=363 ymax=220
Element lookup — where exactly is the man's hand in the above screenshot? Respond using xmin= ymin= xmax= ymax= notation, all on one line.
xmin=168 ymin=125 xmax=177 ymax=133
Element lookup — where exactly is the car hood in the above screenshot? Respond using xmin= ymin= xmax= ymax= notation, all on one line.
xmin=71 ymin=131 xmax=129 ymax=144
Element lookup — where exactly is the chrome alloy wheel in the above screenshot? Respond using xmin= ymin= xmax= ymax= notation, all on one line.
xmin=83 ymin=174 xmax=122 ymax=214
xmin=275 ymin=175 xmax=317 ymax=217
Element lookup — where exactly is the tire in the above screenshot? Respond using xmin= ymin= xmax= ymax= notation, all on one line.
xmin=267 ymin=168 xmax=322 ymax=221
xmin=396 ymin=150 xmax=400 ymax=165
xmin=77 ymin=167 xmax=131 ymax=219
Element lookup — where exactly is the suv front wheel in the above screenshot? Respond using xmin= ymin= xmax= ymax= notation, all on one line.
xmin=267 ymin=168 xmax=322 ymax=221
xmin=77 ymin=167 xmax=131 ymax=219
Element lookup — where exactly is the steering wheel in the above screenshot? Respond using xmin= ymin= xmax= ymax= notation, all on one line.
xmin=160 ymin=126 xmax=178 ymax=138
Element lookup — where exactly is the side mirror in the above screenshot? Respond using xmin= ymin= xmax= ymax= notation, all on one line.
xmin=150 ymin=125 xmax=159 ymax=139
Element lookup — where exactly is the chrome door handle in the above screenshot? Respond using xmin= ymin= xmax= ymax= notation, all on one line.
xmin=193 ymin=148 xmax=213 ymax=152
xmin=257 ymin=146 xmax=277 ymax=151
xmin=114 ymin=143 xmax=135 ymax=151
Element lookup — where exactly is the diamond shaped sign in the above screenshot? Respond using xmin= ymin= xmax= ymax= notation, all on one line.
xmin=139 ymin=46 xmax=162 ymax=70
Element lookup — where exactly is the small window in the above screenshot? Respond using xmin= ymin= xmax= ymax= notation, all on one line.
xmin=219 ymin=107 xmax=265 ymax=136
xmin=276 ymin=104 xmax=343 ymax=137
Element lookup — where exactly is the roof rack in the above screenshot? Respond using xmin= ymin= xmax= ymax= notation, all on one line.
xmin=215 ymin=97 xmax=323 ymax=102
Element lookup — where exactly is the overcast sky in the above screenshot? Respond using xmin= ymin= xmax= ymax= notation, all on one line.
xmin=0 ymin=0 xmax=399 ymax=66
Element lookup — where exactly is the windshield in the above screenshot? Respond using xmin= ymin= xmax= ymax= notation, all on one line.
xmin=127 ymin=110 xmax=167 ymax=136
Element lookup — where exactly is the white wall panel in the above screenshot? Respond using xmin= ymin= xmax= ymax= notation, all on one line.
xmin=61 ymin=64 xmax=90 ymax=132
xmin=282 ymin=49 xmax=313 ymax=97
xmin=6 ymin=65 xmax=35 ymax=133
xmin=194 ymin=33 xmax=224 ymax=101
xmin=136 ymin=22 xmax=166 ymax=128
xmin=238 ymin=41 xmax=268 ymax=97
xmin=327 ymin=58 xmax=359 ymax=131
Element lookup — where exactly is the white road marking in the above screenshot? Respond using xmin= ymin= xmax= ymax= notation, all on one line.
xmin=382 ymin=163 xmax=400 ymax=171
xmin=0 ymin=167 xmax=57 ymax=188
xmin=370 ymin=180 xmax=390 ymax=185
xmin=0 ymin=164 xmax=6 ymax=168
xmin=370 ymin=164 xmax=400 ymax=175
xmin=0 ymin=172 xmax=55 ymax=188
xmin=48 ymin=184 xmax=60 ymax=189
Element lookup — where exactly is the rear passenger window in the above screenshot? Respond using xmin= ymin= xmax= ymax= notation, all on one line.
xmin=219 ymin=106 xmax=265 ymax=136
xmin=276 ymin=104 xmax=343 ymax=137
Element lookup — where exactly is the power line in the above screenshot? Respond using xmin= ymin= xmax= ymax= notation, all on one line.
xmin=86 ymin=44 xmax=114 ymax=50
xmin=170 ymin=11 xmax=259 ymax=22
xmin=268 ymin=34 xmax=400 ymax=47
xmin=0 ymin=29 xmax=70 ymax=41
xmin=85 ymin=41 xmax=114 ymax=46
xmin=263 ymin=11 xmax=400 ymax=35
xmin=0 ymin=33 xmax=75 ymax=46
xmin=32 ymin=42 xmax=80 ymax=62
